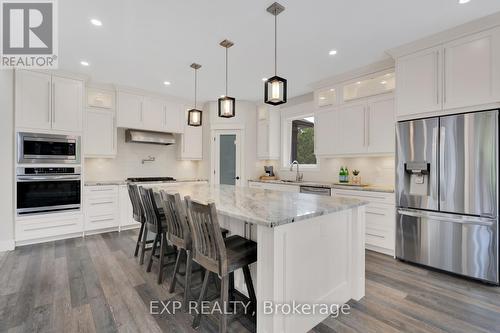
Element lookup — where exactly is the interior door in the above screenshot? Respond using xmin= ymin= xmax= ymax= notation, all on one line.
xmin=439 ymin=110 xmax=498 ymax=217
xmin=214 ymin=130 xmax=242 ymax=186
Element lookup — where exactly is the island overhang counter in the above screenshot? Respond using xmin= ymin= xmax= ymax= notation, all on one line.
xmin=149 ymin=184 xmax=367 ymax=333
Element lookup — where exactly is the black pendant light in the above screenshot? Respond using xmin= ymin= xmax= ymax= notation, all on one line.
xmin=264 ymin=2 xmax=287 ymax=106
xmin=218 ymin=39 xmax=236 ymax=118
xmin=187 ymin=63 xmax=202 ymax=127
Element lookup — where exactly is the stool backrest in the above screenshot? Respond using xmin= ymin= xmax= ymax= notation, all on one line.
xmin=159 ymin=191 xmax=191 ymax=249
xmin=138 ymin=187 xmax=163 ymax=234
xmin=184 ymin=196 xmax=227 ymax=275
xmin=127 ymin=184 xmax=144 ymax=223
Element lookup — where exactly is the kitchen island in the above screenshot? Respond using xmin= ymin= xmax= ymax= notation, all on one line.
xmin=149 ymin=184 xmax=367 ymax=333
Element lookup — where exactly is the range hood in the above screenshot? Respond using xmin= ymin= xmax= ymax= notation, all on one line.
xmin=125 ymin=129 xmax=176 ymax=145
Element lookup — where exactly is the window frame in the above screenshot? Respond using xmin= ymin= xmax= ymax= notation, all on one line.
xmin=281 ymin=111 xmax=320 ymax=171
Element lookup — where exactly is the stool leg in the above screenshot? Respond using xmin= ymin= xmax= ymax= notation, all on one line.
xmin=134 ymin=222 xmax=144 ymax=257
xmin=192 ymin=270 xmax=210 ymax=329
xmin=139 ymin=224 xmax=149 ymax=265
xmin=220 ymin=275 xmax=229 ymax=333
xmin=183 ymin=249 xmax=193 ymax=311
xmin=147 ymin=233 xmax=158 ymax=273
xmin=157 ymin=232 xmax=166 ymax=284
xmin=242 ymin=266 xmax=256 ymax=315
xmin=169 ymin=249 xmax=182 ymax=293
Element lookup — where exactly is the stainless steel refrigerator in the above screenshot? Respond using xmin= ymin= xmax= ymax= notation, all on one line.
xmin=396 ymin=110 xmax=499 ymax=284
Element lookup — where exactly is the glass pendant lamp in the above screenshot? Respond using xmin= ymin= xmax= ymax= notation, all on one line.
xmin=264 ymin=2 xmax=287 ymax=106
xmin=218 ymin=39 xmax=236 ymax=118
xmin=187 ymin=63 xmax=202 ymax=127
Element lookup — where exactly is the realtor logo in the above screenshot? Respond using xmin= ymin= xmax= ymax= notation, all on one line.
xmin=1 ymin=0 xmax=58 ymax=68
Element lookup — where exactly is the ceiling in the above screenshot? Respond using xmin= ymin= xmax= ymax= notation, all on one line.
xmin=59 ymin=0 xmax=500 ymax=103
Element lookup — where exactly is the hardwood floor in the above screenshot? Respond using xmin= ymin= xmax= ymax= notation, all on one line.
xmin=0 ymin=230 xmax=499 ymax=333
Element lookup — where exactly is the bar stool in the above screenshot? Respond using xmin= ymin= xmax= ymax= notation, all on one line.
xmin=139 ymin=187 xmax=174 ymax=284
xmin=128 ymin=184 xmax=154 ymax=265
xmin=185 ymin=196 xmax=257 ymax=333
xmin=159 ymin=190 xmax=230 ymax=310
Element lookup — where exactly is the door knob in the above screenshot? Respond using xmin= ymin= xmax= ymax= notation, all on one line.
xmin=234 ymin=176 xmax=240 ymax=180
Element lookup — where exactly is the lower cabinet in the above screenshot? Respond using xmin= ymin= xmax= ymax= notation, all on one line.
xmin=84 ymin=185 xmax=120 ymax=232
xmin=15 ymin=212 xmax=84 ymax=244
xmin=119 ymin=184 xmax=140 ymax=229
xmin=332 ymin=189 xmax=395 ymax=256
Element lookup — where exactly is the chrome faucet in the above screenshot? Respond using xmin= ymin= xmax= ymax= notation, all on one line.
xmin=290 ymin=160 xmax=303 ymax=182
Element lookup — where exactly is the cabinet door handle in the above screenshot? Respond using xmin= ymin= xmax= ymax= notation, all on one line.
xmin=366 ymin=106 xmax=370 ymax=147
xmin=47 ymin=81 xmax=51 ymax=123
xmin=436 ymin=50 xmax=439 ymax=105
xmin=442 ymin=48 xmax=446 ymax=105
xmin=140 ymin=101 xmax=143 ymax=122
xmin=52 ymin=82 xmax=55 ymax=124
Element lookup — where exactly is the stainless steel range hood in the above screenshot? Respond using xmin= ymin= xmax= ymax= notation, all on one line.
xmin=125 ymin=129 xmax=176 ymax=145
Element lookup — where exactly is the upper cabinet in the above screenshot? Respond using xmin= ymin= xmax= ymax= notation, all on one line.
xmin=257 ymin=106 xmax=280 ymax=160
xmin=396 ymin=46 xmax=442 ymax=117
xmin=314 ymin=87 xmax=337 ymax=108
xmin=116 ymin=90 xmax=184 ymax=133
xmin=315 ymin=96 xmax=395 ymax=157
xmin=15 ymin=70 xmax=83 ymax=132
xmin=84 ymin=87 xmax=116 ymax=158
xmin=395 ymin=26 xmax=500 ymax=119
xmin=177 ymin=108 xmax=202 ymax=160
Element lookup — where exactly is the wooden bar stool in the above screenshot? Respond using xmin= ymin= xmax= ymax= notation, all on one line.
xmin=159 ymin=190 xmax=230 ymax=310
xmin=139 ymin=187 xmax=175 ymax=284
xmin=128 ymin=184 xmax=154 ymax=265
xmin=185 ymin=196 xmax=257 ymax=333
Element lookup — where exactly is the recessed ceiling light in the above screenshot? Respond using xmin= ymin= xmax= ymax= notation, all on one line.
xmin=329 ymin=88 xmax=335 ymax=92
xmin=80 ymin=60 xmax=90 ymax=66
xmin=90 ymin=18 xmax=102 ymax=26
xmin=262 ymin=77 xmax=267 ymax=81
xmin=380 ymin=80 xmax=387 ymax=84
xmin=329 ymin=50 xmax=337 ymax=56
xmin=458 ymin=0 xmax=471 ymax=4
xmin=163 ymin=81 xmax=171 ymax=86
xmin=356 ymin=81 xmax=362 ymax=85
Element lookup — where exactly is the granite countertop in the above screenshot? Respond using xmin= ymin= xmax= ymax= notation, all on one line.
xmin=148 ymin=183 xmax=367 ymax=228
xmin=84 ymin=179 xmax=208 ymax=186
xmin=249 ymin=179 xmax=394 ymax=193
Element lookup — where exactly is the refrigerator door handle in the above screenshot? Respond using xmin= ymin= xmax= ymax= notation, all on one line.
xmin=398 ymin=208 xmax=495 ymax=227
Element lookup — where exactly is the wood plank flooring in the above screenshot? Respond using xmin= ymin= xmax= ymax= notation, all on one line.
xmin=1 ymin=230 xmax=499 ymax=333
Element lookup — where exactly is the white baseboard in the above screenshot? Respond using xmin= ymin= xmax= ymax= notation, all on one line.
xmin=0 ymin=239 xmax=15 ymax=252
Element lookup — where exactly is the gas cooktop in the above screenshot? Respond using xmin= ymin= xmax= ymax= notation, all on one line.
xmin=126 ymin=177 xmax=176 ymax=182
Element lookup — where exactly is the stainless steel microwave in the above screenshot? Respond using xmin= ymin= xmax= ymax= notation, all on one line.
xmin=17 ymin=132 xmax=81 ymax=164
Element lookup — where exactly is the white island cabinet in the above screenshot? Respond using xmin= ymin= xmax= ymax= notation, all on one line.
xmin=151 ymin=184 xmax=366 ymax=333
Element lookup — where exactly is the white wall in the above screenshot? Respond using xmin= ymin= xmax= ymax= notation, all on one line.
xmin=84 ymin=128 xmax=201 ymax=181
xmin=0 ymin=70 xmax=15 ymax=251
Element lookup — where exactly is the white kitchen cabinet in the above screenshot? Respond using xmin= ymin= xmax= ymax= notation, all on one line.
xmin=87 ymin=87 xmax=115 ymax=109
xmin=15 ymin=71 xmax=52 ymax=130
xmin=119 ymin=185 xmax=139 ymax=230
xmin=15 ymin=212 xmax=83 ymax=244
xmin=15 ymin=70 xmax=84 ymax=132
xmin=117 ymin=91 xmax=143 ymax=128
xmin=443 ymin=27 xmax=500 ymax=110
xmin=314 ymin=106 xmax=341 ymax=157
xmin=257 ymin=106 xmax=280 ymax=160
xmin=396 ymin=46 xmax=442 ymax=118
xmin=366 ymin=97 xmax=395 ymax=154
xmin=164 ymin=101 xmax=184 ymax=134
xmin=337 ymin=103 xmax=366 ymax=155
xmin=84 ymin=109 xmax=116 ymax=157
xmin=52 ymin=76 xmax=83 ymax=132
xmin=314 ymin=87 xmax=337 ymax=108
xmin=177 ymin=108 xmax=203 ymax=160
xmin=248 ymin=181 xmax=300 ymax=192
xmin=332 ymin=189 xmax=395 ymax=256
xmin=84 ymin=185 xmax=120 ymax=232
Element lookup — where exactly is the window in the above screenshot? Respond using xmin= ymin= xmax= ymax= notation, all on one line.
xmin=290 ymin=116 xmax=316 ymax=165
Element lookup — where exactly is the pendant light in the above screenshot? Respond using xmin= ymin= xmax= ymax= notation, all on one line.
xmin=264 ymin=2 xmax=287 ymax=106
xmin=187 ymin=63 xmax=202 ymax=127
xmin=218 ymin=39 xmax=236 ymax=118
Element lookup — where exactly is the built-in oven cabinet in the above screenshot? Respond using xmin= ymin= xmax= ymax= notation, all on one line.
xmin=15 ymin=70 xmax=84 ymax=132
xmin=332 ymin=189 xmax=395 ymax=256
xmin=15 ymin=212 xmax=83 ymax=244
xmin=84 ymin=186 xmax=120 ymax=232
